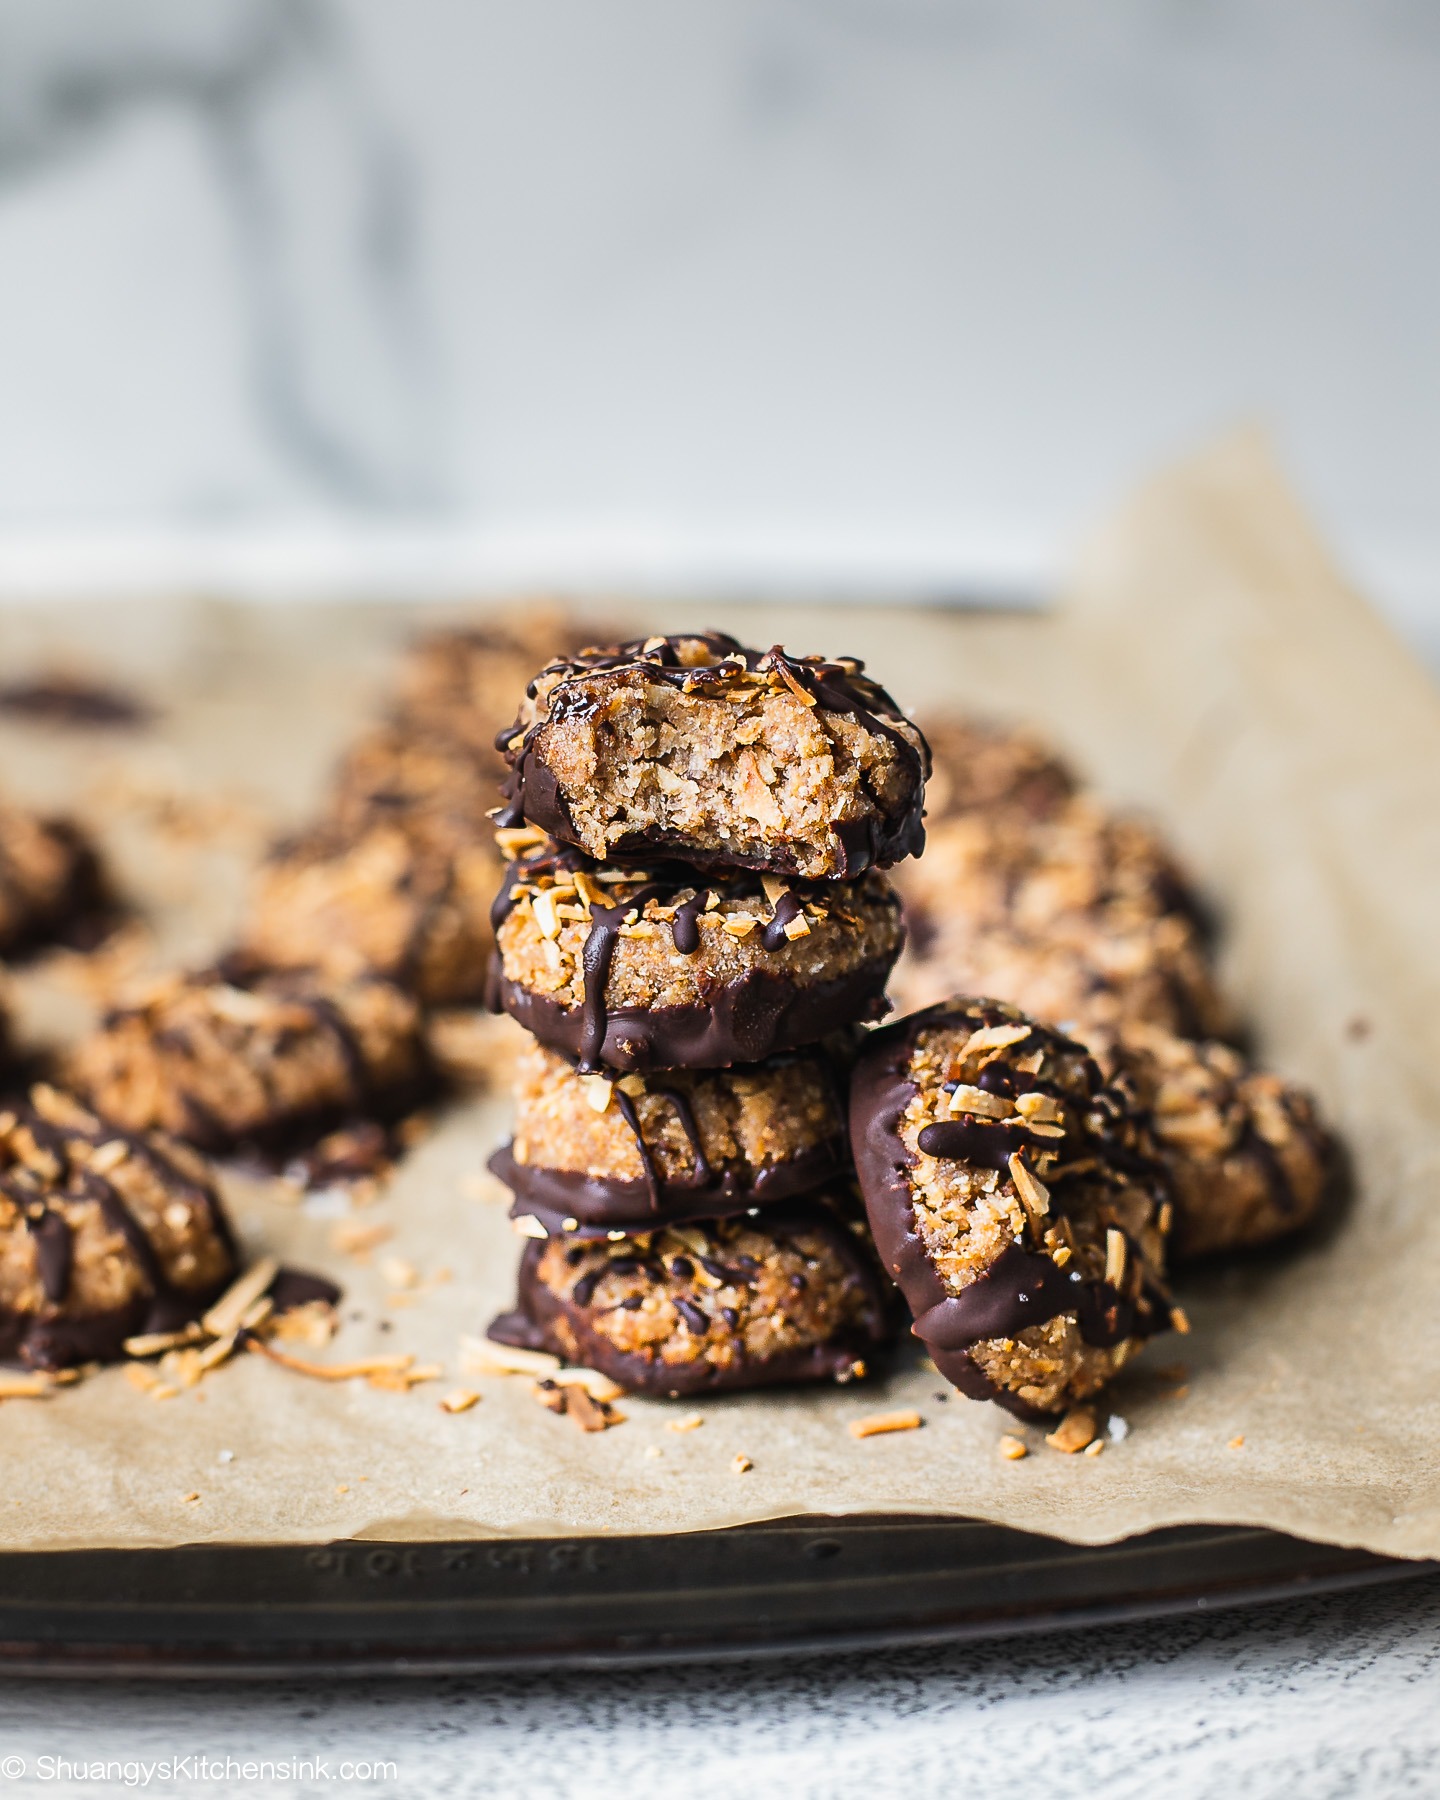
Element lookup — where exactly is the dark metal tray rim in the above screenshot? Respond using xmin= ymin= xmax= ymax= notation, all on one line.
xmin=0 ymin=1517 xmax=1430 ymax=1678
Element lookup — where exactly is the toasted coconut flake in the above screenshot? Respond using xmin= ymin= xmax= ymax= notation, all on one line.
xmin=722 ymin=914 xmax=759 ymax=938
xmin=202 ymin=1255 xmax=280 ymax=1339
xmin=961 ymin=1023 xmax=1033 ymax=1058
xmin=1045 ymin=1407 xmax=1097 ymax=1454
xmin=495 ymin=824 xmax=549 ymax=858
xmin=124 ymin=1325 xmax=206 ymax=1359
xmin=731 ymin=1454 xmax=754 ymax=1473
xmin=331 ymin=1220 xmax=393 ymax=1259
xmin=566 ymin=1386 xmax=626 ymax=1432
xmin=1008 ymin=1154 xmax=1051 ymax=1219
xmin=512 ymin=1213 xmax=550 ymax=1240
xmin=848 ymin=1410 xmax=923 ymax=1440
xmin=0 ymin=1373 xmax=52 ymax=1400
xmin=581 ymin=1074 xmax=614 ymax=1114
xmin=530 ymin=889 xmax=561 ymax=940
xmin=949 ymin=1084 xmax=1013 ymax=1120
xmin=440 ymin=1388 xmax=480 ymax=1414
xmin=667 ymin=1412 xmax=705 ymax=1434
xmin=243 ymin=1338 xmax=415 ymax=1382
xmin=1104 ymin=1229 xmax=1128 ymax=1287
xmin=998 ymin=1434 xmax=1029 ymax=1461
xmin=459 ymin=1334 xmax=561 ymax=1377
xmin=548 ymin=1367 xmax=626 ymax=1402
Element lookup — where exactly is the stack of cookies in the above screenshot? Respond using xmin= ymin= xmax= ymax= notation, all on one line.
xmin=482 ymin=631 xmax=931 ymax=1398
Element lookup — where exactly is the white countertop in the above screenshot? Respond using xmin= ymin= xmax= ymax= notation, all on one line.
xmin=0 ymin=1567 xmax=1437 ymax=1798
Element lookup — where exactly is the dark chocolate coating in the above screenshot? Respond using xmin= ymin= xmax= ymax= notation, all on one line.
xmin=487 ymin=1204 xmax=892 ymax=1397
xmin=496 ymin=632 xmax=930 ymax=878
xmin=490 ymin=960 xmax=893 ymax=1074
xmin=490 ymin=1132 xmax=845 ymax=1230
xmin=849 ymin=1000 xmax=1170 ymax=1420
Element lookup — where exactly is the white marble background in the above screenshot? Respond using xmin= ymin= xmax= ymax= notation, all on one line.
xmin=0 ymin=1 xmax=1435 ymax=654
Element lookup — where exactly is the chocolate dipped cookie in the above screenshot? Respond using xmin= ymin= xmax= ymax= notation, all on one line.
xmin=850 ymin=998 xmax=1173 ymax=1419
xmin=919 ymin=715 xmax=1077 ymax=826
xmin=489 ymin=1200 xmax=891 ymax=1397
xmin=492 ymin=1038 xmax=847 ymax=1231
xmin=496 ymin=632 xmax=929 ymax=879
xmin=1107 ymin=1026 xmax=1331 ymax=1261
xmin=68 ymin=965 xmax=429 ymax=1155
xmin=0 ymin=801 xmax=109 ymax=956
xmin=245 ymin=819 xmax=498 ymax=1005
xmin=488 ymin=841 xmax=903 ymax=1071
xmin=0 ymin=1084 xmax=237 ymax=1368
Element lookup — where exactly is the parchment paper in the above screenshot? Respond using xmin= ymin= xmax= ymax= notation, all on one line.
xmin=1 ymin=430 xmax=1438 ymax=1556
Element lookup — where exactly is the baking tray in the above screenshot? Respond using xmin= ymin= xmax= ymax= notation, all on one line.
xmin=0 ymin=1520 xmax=1429 ymax=1677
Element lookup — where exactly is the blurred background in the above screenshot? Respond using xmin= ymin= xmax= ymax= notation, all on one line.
xmin=0 ymin=0 xmax=1436 ymax=659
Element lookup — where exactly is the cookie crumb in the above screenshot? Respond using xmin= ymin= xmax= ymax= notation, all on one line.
xmin=1228 ymin=1434 xmax=1246 ymax=1450
xmin=440 ymin=1389 xmax=480 ymax=1414
xmin=731 ymin=1454 xmax=753 ymax=1473
xmin=1044 ymin=1407 xmax=1097 ymax=1454
xmin=998 ymin=1434 xmax=1028 ymax=1461
xmin=667 ymin=1412 xmax=705 ymax=1433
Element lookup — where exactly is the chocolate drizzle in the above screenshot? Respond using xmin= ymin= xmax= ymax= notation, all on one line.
xmin=760 ymin=890 xmax=805 ymax=951
xmin=916 ymin=1117 xmax=1025 ymax=1168
xmin=21 ymin=1203 xmax=73 ymax=1304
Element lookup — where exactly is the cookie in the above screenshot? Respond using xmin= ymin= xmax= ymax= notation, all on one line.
xmin=1107 ymin=1026 xmax=1331 ymax=1260
xmin=896 ymin=797 xmax=1204 ymax=949
xmin=245 ymin=820 xmax=498 ymax=1004
xmin=920 ymin=715 xmax=1077 ymax=825
xmin=491 ymin=1038 xmax=847 ymax=1229
xmin=496 ymin=632 xmax=929 ymax=879
xmin=0 ymin=802 xmax=109 ymax=955
xmin=0 ymin=1084 xmax=237 ymax=1369
xmin=67 ymin=965 xmax=428 ymax=1154
xmin=850 ymin=998 xmax=1173 ymax=1418
xmin=891 ymin=907 xmax=1229 ymax=1046
xmin=393 ymin=612 xmax=589 ymax=767
xmin=488 ymin=1201 xmax=891 ymax=1396
xmin=327 ymin=722 xmax=501 ymax=846
xmin=489 ymin=842 xmax=903 ymax=1071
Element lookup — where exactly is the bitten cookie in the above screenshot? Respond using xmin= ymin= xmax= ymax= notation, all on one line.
xmin=489 ymin=842 xmax=904 ymax=1070
xmin=850 ymin=998 xmax=1174 ymax=1419
xmin=67 ymin=965 xmax=428 ymax=1154
xmin=491 ymin=1038 xmax=847 ymax=1229
xmin=497 ymin=632 xmax=929 ymax=879
xmin=244 ymin=820 xmax=498 ymax=1004
xmin=0 ymin=801 xmax=109 ymax=955
xmin=0 ymin=1084 xmax=237 ymax=1368
xmin=1106 ymin=1026 xmax=1331 ymax=1260
xmin=489 ymin=1201 xmax=891 ymax=1396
